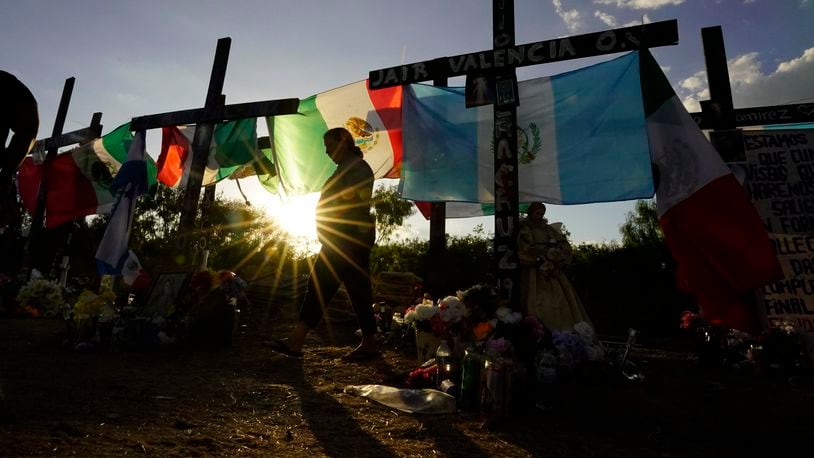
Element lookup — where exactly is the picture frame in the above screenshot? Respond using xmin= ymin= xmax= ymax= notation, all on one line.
xmin=142 ymin=270 xmax=190 ymax=317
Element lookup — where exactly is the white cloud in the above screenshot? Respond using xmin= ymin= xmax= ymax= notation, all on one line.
xmin=680 ymin=72 xmax=707 ymax=91
xmin=623 ymin=13 xmax=652 ymax=26
xmin=660 ymin=64 xmax=671 ymax=73
xmin=678 ymin=70 xmax=708 ymax=112
xmin=735 ymin=47 xmax=814 ymax=107
xmin=594 ymin=10 xmax=617 ymax=27
xmin=675 ymin=47 xmax=814 ymax=112
xmin=553 ymin=0 xmax=583 ymax=32
xmin=776 ymin=47 xmax=814 ymax=73
xmin=593 ymin=0 xmax=684 ymax=9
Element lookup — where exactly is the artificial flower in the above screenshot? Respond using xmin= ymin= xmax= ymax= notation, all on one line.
xmin=495 ymin=306 xmax=522 ymax=324
xmin=439 ymin=296 xmax=467 ymax=323
xmin=472 ymin=321 xmax=493 ymax=341
xmin=16 ymin=278 xmax=64 ymax=318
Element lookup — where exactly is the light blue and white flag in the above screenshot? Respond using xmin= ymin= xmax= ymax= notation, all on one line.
xmin=95 ymin=130 xmax=149 ymax=276
xmin=400 ymin=51 xmax=653 ymax=205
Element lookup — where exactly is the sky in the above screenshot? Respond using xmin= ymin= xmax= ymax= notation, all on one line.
xmin=2 ymin=0 xmax=812 ymax=248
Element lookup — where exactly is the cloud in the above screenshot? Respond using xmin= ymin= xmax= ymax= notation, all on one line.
xmin=736 ymin=47 xmax=814 ymax=107
xmin=675 ymin=47 xmax=814 ymax=112
xmin=553 ymin=0 xmax=583 ymax=32
xmin=593 ymin=0 xmax=684 ymax=9
xmin=594 ymin=10 xmax=617 ymax=27
xmin=623 ymin=13 xmax=652 ymax=26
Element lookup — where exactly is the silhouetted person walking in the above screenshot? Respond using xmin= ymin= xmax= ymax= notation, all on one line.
xmin=266 ymin=127 xmax=378 ymax=361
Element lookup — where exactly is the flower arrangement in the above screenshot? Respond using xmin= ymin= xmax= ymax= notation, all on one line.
xmin=403 ymin=302 xmax=441 ymax=334
xmin=72 ymin=289 xmax=117 ymax=319
xmin=573 ymin=321 xmax=605 ymax=361
xmin=551 ymin=329 xmax=588 ymax=369
xmin=485 ymin=336 xmax=513 ymax=358
xmin=15 ymin=278 xmax=64 ymax=318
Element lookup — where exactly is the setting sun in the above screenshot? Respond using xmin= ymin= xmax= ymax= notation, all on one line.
xmin=261 ymin=193 xmax=321 ymax=252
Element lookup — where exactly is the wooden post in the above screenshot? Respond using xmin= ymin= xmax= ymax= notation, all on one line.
xmin=492 ymin=0 xmax=520 ymax=308
xmin=178 ymin=39 xmax=230 ymax=250
xmin=19 ymin=111 xmax=103 ymax=280
xmin=128 ymin=37 xmax=299 ymax=266
xmin=21 ymin=77 xmax=74 ymax=279
xmin=427 ymin=74 xmax=448 ymax=299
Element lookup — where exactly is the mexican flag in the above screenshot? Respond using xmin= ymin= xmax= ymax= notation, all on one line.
xmin=263 ymin=80 xmax=402 ymax=195
xmin=157 ymin=118 xmax=258 ymax=187
xmin=17 ymin=123 xmax=158 ymax=228
xmin=641 ymin=49 xmax=782 ymax=334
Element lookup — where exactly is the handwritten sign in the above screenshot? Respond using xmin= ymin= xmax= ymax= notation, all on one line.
xmin=743 ymin=129 xmax=814 ymax=331
xmin=368 ymin=20 xmax=678 ymax=89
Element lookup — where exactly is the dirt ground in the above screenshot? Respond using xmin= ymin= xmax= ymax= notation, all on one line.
xmin=2 ymin=299 xmax=814 ymax=458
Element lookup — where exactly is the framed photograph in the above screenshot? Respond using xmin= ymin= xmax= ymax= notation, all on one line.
xmin=143 ymin=271 xmax=189 ymax=317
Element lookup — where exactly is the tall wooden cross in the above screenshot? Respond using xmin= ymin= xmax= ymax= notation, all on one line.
xmin=369 ymin=3 xmax=678 ymax=308
xmin=689 ymin=26 xmax=814 ymax=156
xmin=21 ymin=76 xmax=104 ymax=279
xmin=129 ymin=37 xmax=299 ymax=262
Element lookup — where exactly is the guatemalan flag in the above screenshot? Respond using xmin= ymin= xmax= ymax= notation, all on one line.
xmin=399 ymin=51 xmax=653 ymax=205
xmin=95 ymin=130 xmax=149 ymax=278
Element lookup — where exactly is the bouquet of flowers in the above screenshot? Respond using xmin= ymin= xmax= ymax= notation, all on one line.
xmin=459 ymin=284 xmax=498 ymax=341
xmin=72 ymin=289 xmax=117 ymax=320
xmin=550 ymin=329 xmax=588 ymax=370
xmin=15 ymin=278 xmax=64 ymax=318
xmin=404 ymin=302 xmax=442 ymax=335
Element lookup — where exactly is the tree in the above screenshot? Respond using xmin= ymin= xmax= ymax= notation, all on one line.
xmin=89 ymin=186 xmax=295 ymax=277
xmin=372 ymin=184 xmax=415 ymax=243
xmin=619 ymin=199 xmax=663 ymax=248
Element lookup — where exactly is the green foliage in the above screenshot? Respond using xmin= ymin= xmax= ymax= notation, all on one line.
xmin=371 ymin=238 xmax=428 ymax=275
xmin=372 ymin=185 xmax=415 ymax=243
xmin=620 ymin=200 xmax=663 ymax=248
xmin=89 ymin=186 xmax=296 ymax=277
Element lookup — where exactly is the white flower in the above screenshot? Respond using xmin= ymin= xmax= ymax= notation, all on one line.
xmin=495 ymin=306 xmax=521 ymax=324
xmin=439 ymin=296 xmax=467 ymax=322
xmin=404 ymin=310 xmax=417 ymax=324
xmin=414 ymin=304 xmax=440 ymax=321
xmin=574 ymin=321 xmax=596 ymax=342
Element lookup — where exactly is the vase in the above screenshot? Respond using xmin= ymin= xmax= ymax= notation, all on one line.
xmin=415 ymin=330 xmax=441 ymax=363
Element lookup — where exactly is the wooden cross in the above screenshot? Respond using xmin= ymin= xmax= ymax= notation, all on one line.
xmin=368 ymin=4 xmax=678 ymax=308
xmin=689 ymin=26 xmax=814 ymax=161
xmin=21 ymin=77 xmax=104 ymax=279
xmin=129 ymin=37 xmax=298 ymax=258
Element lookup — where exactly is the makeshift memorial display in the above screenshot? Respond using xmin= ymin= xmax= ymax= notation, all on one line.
xmin=70 ymin=288 xmax=117 ymax=348
xmin=459 ymin=343 xmax=483 ymax=410
xmin=143 ymin=270 xmax=189 ymax=318
xmin=481 ymin=348 xmax=513 ymax=421
xmin=15 ymin=278 xmax=64 ymax=318
xmin=184 ymin=269 xmax=247 ymax=348
xmin=435 ymin=339 xmax=454 ymax=389
xmin=405 ymin=302 xmax=442 ymax=362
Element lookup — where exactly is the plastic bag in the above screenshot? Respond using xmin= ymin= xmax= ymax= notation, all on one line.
xmin=344 ymin=384 xmax=456 ymax=414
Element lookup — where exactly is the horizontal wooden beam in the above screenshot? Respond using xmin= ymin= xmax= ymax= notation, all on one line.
xmin=33 ymin=112 xmax=103 ymax=151
xmin=130 ymin=98 xmax=299 ymax=131
xmin=369 ymin=19 xmax=679 ymax=89
xmin=690 ymin=102 xmax=814 ymax=129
